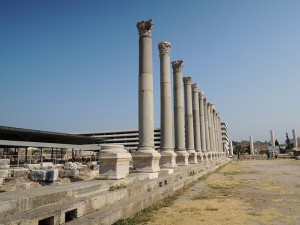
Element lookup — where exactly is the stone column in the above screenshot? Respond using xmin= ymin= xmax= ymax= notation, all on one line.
xmin=172 ymin=60 xmax=189 ymax=165
xmin=292 ymin=129 xmax=298 ymax=150
xmin=182 ymin=77 xmax=197 ymax=164
xmin=203 ymin=98 xmax=210 ymax=161
xmin=249 ymin=136 xmax=254 ymax=155
xmin=158 ymin=42 xmax=176 ymax=168
xmin=270 ymin=130 xmax=275 ymax=147
xmin=192 ymin=84 xmax=203 ymax=162
xmin=199 ymin=91 xmax=206 ymax=156
xmin=133 ymin=19 xmax=161 ymax=172
xmin=229 ymin=141 xmax=233 ymax=156
xmin=207 ymin=102 xmax=214 ymax=161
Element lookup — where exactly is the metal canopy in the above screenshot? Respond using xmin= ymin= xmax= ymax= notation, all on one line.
xmin=0 ymin=126 xmax=103 ymax=145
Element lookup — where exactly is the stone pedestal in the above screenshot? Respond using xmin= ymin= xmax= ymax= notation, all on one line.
xmin=99 ymin=144 xmax=132 ymax=179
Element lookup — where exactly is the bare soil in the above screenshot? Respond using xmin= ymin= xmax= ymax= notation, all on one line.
xmin=143 ymin=159 xmax=300 ymax=225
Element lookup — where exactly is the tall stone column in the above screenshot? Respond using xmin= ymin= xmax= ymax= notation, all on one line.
xmin=249 ymin=136 xmax=254 ymax=155
xmin=158 ymin=41 xmax=176 ymax=168
xmin=292 ymin=129 xmax=298 ymax=150
xmin=192 ymin=84 xmax=203 ymax=162
xmin=207 ymin=102 xmax=214 ymax=161
xmin=172 ymin=60 xmax=189 ymax=165
xmin=199 ymin=91 xmax=206 ymax=155
xmin=270 ymin=130 xmax=275 ymax=147
xmin=133 ymin=19 xmax=161 ymax=172
xmin=183 ymin=77 xmax=197 ymax=164
xmin=229 ymin=141 xmax=233 ymax=156
xmin=203 ymin=98 xmax=210 ymax=161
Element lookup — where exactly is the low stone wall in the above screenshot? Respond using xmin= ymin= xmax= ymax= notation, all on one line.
xmin=0 ymin=157 xmax=230 ymax=225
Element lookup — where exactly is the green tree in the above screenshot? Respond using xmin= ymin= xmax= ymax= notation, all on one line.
xmin=275 ymin=139 xmax=279 ymax=146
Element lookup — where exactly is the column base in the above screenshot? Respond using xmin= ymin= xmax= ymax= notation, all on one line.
xmin=202 ymin=152 xmax=208 ymax=162
xmin=197 ymin=152 xmax=204 ymax=162
xmin=99 ymin=144 xmax=132 ymax=179
xmin=175 ymin=151 xmax=189 ymax=166
xmin=159 ymin=151 xmax=177 ymax=168
xmin=132 ymin=150 xmax=161 ymax=172
xmin=187 ymin=149 xmax=198 ymax=164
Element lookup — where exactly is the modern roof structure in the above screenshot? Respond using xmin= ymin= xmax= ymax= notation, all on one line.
xmin=0 ymin=126 xmax=103 ymax=150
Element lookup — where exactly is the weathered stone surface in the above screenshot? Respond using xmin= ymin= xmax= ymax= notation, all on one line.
xmin=0 ymin=178 xmax=4 ymax=185
xmin=64 ymin=162 xmax=78 ymax=170
xmin=88 ymin=161 xmax=99 ymax=170
xmin=59 ymin=169 xmax=79 ymax=178
xmin=23 ymin=164 xmax=41 ymax=170
xmin=30 ymin=169 xmax=59 ymax=181
xmin=11 ymin=168 xmax=30 ymax=178
xmin=0 ymin=159 xmax=10 ymax=169
xmin=40 ymin=162 xmax=54 ymax=169
xmin=100 ymin=145 xmax=132 ymax=179
xmin=0 ymin=169 xmax=9 ymax=178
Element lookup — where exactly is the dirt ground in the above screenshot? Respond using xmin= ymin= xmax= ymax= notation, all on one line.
xmin=144 ymin=159 xmax=300 ymax=225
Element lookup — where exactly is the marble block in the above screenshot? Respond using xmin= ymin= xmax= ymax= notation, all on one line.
xmin=0 ymin=159 xmax=10 ymax=169
xmin=99 ymin=144 xmax=132 ymax=179
xmin=132 ymin=150 xmax=161 ymax=172
xmin=23 ymin=164 xmax=41 ymax=170
xmin=64 ymin=162 xmax=78 ymax=170
xmin=30 ymin=169 xmax=59 ymax=181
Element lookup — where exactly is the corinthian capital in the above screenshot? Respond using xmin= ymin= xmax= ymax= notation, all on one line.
xmin=158 ymin=42 xmax=171 ymax=56
xmin=137 ymin=19 xmax=154 ymax=36
xmin=183 ymin=76 xmax=192 ymax=85
xmin=192 ymin=83 xmax=199 ymax=92
xmin=171 ymin=60 xmax=184 ymax=72
xmin=199 ymin=91 xmax=204 ymax=99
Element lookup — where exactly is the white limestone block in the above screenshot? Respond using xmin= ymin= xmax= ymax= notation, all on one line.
xmin=40 ymin=162 xmax=54 ymax=169
xmin=0 ymin=159 xmax=10 ymax=169
xmin=0 ymin=170 xmax=9 ymax=178
xmin=23 ymin=164 xmax=41 ymax=170
xmin=64 ymin=162 xmax=77 ymax=170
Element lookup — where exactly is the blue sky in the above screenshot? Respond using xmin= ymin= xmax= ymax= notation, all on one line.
xmin=1 ymin=0 xmax=299 ymax=143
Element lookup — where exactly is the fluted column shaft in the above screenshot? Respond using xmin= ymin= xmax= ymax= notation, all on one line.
xmin=192 ymin=84 xmax=201 ymax=154
xmin=158 ymin=42 xmax=176 ymax=168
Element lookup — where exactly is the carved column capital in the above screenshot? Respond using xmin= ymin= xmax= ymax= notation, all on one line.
xmin=171 ymin=60 xmax=184 ymax=72
xmin=183 ymin=76 xmax=192 ymax=85
xmin=137 ymin=19 xmax=154 ymax=36
xmin=158 ymin=42 xmax=171 ymax=56
xmin=199 ymin=91 xmax=205 ymax=99
xmin=192 ymin=83 xmax=199 ymax=92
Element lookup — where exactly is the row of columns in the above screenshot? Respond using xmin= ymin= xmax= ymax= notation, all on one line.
xmin=133 ymin=19 xmax=226 ymax=172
